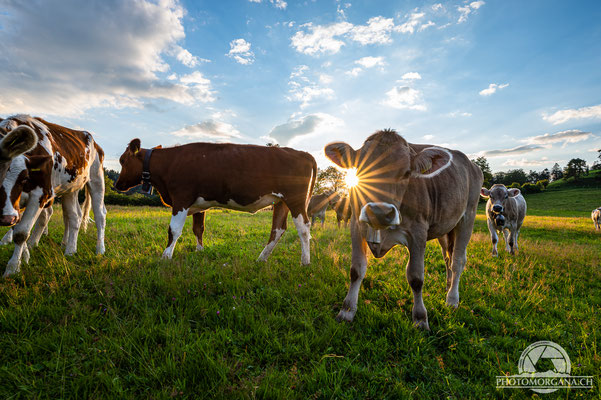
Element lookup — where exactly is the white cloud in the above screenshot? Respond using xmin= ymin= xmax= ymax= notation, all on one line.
xmin=355 ymin=56 xmax=385 ymax=68
xmin=248 ymin=0 xmax=287 ymax=9
xmin=267 ymin=113 xmax=344 ymax=146
xmin=382 ymin=86 xmax=426 ymax=111
xmin=350 ymin=16 xmax=395 ymax=45
xmin=479 ymin=144 xmax=544 ymax=157
xmin=287 ymin=65 xmax=334 ymax=108
xmin=479 ymin=83 xmax=509 ymax=96
xmin=0 ymin=0 xmax=209 ymax=116
xmin=291 ymin=22 xmax=353 ymax=55
xmin=319 ymin=74 xmax=333 ymax=84
xmin=170 ymin=120 xmax=241 ymax=141
xmin=542 ymin=104 xmax=601 ymax=125
xmin=172 ymin=45 xmax=202 ymax=67
xmin=395 ymin=12 xmax=425 ymax=34
xmin=524 ymin=129 xmax=593 ymax=146
xmin=346 ymin=67 xmax=363 ymax=77
xmin=423 ymin=134 xmax=435 ymax=140
xmin=227 ymin=38 xmax=255 ymax=65
xmin=447 ymin=111 xmax=472 ymax=117
xmin=419 ymin=21 xmax=435 ymax=31
xmin=502 ymin=157 xmax=557 ymax=167
xmin=432 ymin=3 xmax=444 ymax=12
xmin=458 ymin=1 xmax=485 ymax=23
xmin=401 ymin=71 xmax=422 ymax=80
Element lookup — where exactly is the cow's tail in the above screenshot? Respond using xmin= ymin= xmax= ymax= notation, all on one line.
xmin=80 ymin=185 xmax=92 ymax=232
xmin=307 ymin=158 xmax=318 ymax=210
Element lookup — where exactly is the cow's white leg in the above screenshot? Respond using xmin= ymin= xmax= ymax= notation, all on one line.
xmin=292 ymin=214 xmax=311 ymax=265
xmin=258 ymin=202 xmax=288 ymax=262
xmin=3 ymin=193 xmax=44 ymax=277
xmin=88 ymin=157 xmax=107 ymax=255
xmin=0 ymin=229 xmax=13 ymax=245
xmin=502 ymin=229 xmax=511 ymax=253
xmin=62 ymin=191 xmax=82 ymax=256
xmin=28 ymin=207 xmax=53 ymax=248
xmin=486 ymin=218 xmax=498 ymax=256
xmin=336 ymin=219 xmax=367 ymax=323
xmin=446 ymin=210 xmax=476 ymax=308
xmin=162 ymin=209 xmax=187 ymax=259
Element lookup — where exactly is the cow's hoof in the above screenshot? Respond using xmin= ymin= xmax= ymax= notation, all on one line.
xmin=96 ymin=245 xmax=105 ymax=255
xmin=3 ymin=262 xmax=20 ymax=278
xmin=413 ymin=319 xmax=430 ymax=331
xmin=492 ymin=252 xmax=498 ymax=257
xmin=161 ymin=251 xmax=173 ymax=260
xmin=446 ymin=295 xmax=459 ymax=308
xmin=64 ymin=249 xmax=77 ymax=256
xmin=335 ymin=309 xmax=356 ymax=322
xmin=196 ymin=244 xmax=204 ymax=252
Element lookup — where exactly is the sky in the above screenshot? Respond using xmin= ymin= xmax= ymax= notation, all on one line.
xmin=0 ymin=0 xmax=600 ymax=173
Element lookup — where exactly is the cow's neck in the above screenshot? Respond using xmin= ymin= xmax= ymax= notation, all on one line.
xmin=142 ymin=148 xmax=171 ymax=206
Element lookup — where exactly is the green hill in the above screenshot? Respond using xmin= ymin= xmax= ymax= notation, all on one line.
xmin=547 ymin=168 xmax=601 ymax=190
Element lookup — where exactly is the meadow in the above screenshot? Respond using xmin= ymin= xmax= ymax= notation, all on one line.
xmin=0 ymin=189 xmax=599 ymax=399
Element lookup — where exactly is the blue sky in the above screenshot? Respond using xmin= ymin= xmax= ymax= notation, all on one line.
xmin=0 ymin=0 xmax=600 ymax=172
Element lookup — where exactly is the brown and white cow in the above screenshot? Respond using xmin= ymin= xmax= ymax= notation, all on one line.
xmin=307 ymin=193 xmax=333 ymax=227
xmin=0 ymin=115 xmax=106 ymax=277
xmin=592 ymin=208 xmax=601 ymax=231
xmin=114 ymin=139 xmax=317 ymax=264
xmin=325 ymin=129 xmax=483 ymax=330
xmin=331 ymin=195 xmax=351 ymax=228
xmin=480 ymin=184 xmax=526 ymax=256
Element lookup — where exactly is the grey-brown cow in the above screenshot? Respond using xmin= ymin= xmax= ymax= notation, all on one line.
xmin=480 ymin=184 xmax=527 ymax=256
xmin=325 ymin=129 xmax=483 ymax=330
xmin=308 ymin=193 xmax=333 ymax=227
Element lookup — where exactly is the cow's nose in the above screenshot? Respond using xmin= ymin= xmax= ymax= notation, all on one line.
xmin=0 ymin=215 xmax=18 ymax=226
xmin=359 ymin=202 xmax=401 ymax=229
xmin=492 ymin=204 xmax=503 ymax=213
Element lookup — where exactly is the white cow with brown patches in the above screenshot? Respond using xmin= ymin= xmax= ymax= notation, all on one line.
xmin=591 ymin=208 xmax=601 ymax=231
xmin=480 ymin=184 xmax=527 ymax=256
xmin=0 ymin=115 xmax=106 ymax=277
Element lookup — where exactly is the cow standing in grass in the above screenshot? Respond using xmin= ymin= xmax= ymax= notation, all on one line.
xmin=114 ymin=139 xmax=316 ymax=264
xmin=480 ymin=184 xmax=527 ymax=256
xmin=325 ymin=129 xmax=483 ymax=330
xmin=592 ymin=208 xmax=601 ymax=231
xmin=0 ymin=115 xmax=106 ymax=277
xmin=331 ymin=195 xmax=351 ymax=229
xmin=307 ymin=193 xmax=332 ymax=227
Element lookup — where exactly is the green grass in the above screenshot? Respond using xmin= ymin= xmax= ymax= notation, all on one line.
xmin=0 ymin=204 xmax=600 ymax=399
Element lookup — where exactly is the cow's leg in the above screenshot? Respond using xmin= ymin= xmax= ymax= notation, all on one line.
xmin=88 ymin=157 xmax=107 ymax=255
xmin=4 ymin=200 xmax=44 ymax=277
xmin=162 ymin=208 xmax=188 ymax=259
xmin=0 ymin=229 xmax=13 ymax=245
xmin=192 ymin=212 xmax=206 ymax=251
xmin=258 ymin=202 xmax=288 ymax=262
xmin=446 ymin=211 xmax=476 ymax=308
xmin=336 ymin=219 xmax=367 ymax=322
xmin=337 ymin=217 xmax=341 ymax=229
xmin=406 ymin=240 xmax=429 ymax=330
xmin=61 ymin=191 xmax=83 ymax=255
xmin=320 ymin=213 xmax=325 ymax=227
xmin=291 ymin=212 xmax=311 ymax=265
xmin=486 ymin=218 xmax=498 ymax=256
xmin=27 ymin=207 xmax=53 ymax=248
xmin=438 ymin=231 xmax=455 ymax=291
xmin=502 ymin=229 xmax=511 ymax=253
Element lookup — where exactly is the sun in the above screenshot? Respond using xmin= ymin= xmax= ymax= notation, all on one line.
xmin=345 ymin=168 xmax=359 ymax=188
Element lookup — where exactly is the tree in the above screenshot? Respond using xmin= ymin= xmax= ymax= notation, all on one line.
xmin=551 ymin=163 xmax=563 ymax=181
xmin=314 ymin=166 xmax=346 ymax=194
xmin=539 ymin=168 xmax=551 ymax=181
xmin=472 ymin=156 xmax=493 ymax=187
xmin=592 ymin=149 xmax=601 ymax=170
xmin=527 ymin=170 xmax=540 ymax=184
xmin=494 ymin=169 xmax=528 ymax=186
xmin=564 ymin=158 xmax=587 ymax=180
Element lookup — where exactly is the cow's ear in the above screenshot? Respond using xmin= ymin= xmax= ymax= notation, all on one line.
xmin=508 ymin=188 xmax=521 ymax=197
xmin=128 ymin=138 xmax=141 ymax=154
xmin=325 ymin=142 xmax=356 ymax=168
xmin=0 ymin=125 xmax=38 ymax=161
xmin=411 ymin=147 xmax=452 ymax=178
xmin=480 ymin=188 xmax=490 ymax=198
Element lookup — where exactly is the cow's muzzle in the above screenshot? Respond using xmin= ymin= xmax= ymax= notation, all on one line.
xmin=0 ymin=214 xmax=19 ymax=226
xmin=359 ymin=202 xmax=401 ymax=229
xmin=492 ymin=204 xmax=503 ymax=213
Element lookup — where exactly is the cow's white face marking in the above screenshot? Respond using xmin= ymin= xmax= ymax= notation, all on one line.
xmin=359 ymin=201 xmax=401 ymax=227
xmin=1 ymin=156 xmax=27 ymax=218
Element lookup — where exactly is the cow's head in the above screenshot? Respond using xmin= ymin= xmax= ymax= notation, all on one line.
xmin=0 ymin=125 xmax=39 ymax=184
xmin=480 ymin=184 xmax=520 ymax=216
xmin=325 ymin=129 xmax=452 ymax=256
xmin=114 ymin=139 xmax=144 ymax=192
xmin=0 ymin=154 xmax=53 ymax=226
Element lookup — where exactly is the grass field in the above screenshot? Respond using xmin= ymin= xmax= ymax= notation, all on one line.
xmin=0 ymin=188 xmax=600 ymax=399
